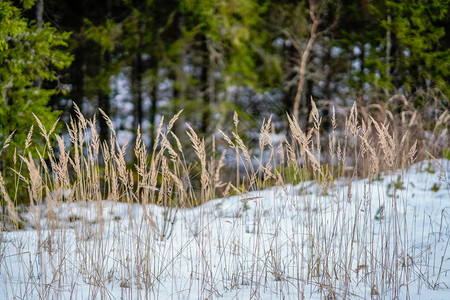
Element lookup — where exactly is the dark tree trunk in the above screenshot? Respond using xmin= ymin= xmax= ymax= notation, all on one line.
xmin=172 ymin=13 xmax=187 ymax=142
xmin=200 ymin=35 xmax=212 ymax=135
xmin=284 ymin=44 xmax=297 ymax=117
xmin=149 ymin=65 xmax=158 ymax=151
xmin=98 ymin=91 xmax=110 ymax=142
xmin=322 ymin=49 xmax=332 ymax=132
xmin=391 ymin=34 xmax=401 ymax=91
xmin=70 ymin=43 xmax=85 ymax=118
xmin=99 ymin=1 xmax=112 ymax=142
xmin=98 ymin=51 xmax=111 ymax=142
xmin=132 ymin=54 xmax=144 ymax=129
xmin=359 ymin=0 xmax=367 ymax=101
xmin=36 ymin=0 xmax=44 ymax=29
xmin=358 ymin=42 xmax=365 ymax=101
xmin=174 ymin=52 xmax=187 ymax=138
xmin=35 ymin=0 xmax=44 ymax=89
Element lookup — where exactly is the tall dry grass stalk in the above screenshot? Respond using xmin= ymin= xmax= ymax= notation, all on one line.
xmin=0 ymin=99 xmax=448 ymax=299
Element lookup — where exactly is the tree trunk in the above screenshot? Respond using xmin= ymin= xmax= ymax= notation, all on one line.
xmin=284 ymin=44 xmax=297 ymax=116
xmin=35 ymin=0 xmax=44 ymax=89
xmin=36 ymin=0 xmax=44 ymax=29
xmin=385 ymin=13 xmax=391 ymax=96
xmin=322 ymin=48 xmax=332 ymax=132
xmin=99 ymin=1 xmax=112 ymax=142
xmin=200 ymin=35 xmax=214 ymax=135
xmin=98 ymin=90 xmax=110 ymax=142
xmin=172 ymin=14 xmax=187 ymax=142
xmin=70 ymin=44 xmax=85 ymax=119
xmin=391 ymin=33 xmax=400 ymax=91
xmin=149 ymin=65 xmax=158 ymax=151
xmin=132 ymin=54 xmax=144 ymax=129
xmin=174 ymin=51 xmax=187 ymax=138
xmin=358 ymin=0 xmax=367 ymax=101
xmin=293 ymin=1 xmax=318 ymax=121
xmin=98 ymin=51 xmax=111 ymax=142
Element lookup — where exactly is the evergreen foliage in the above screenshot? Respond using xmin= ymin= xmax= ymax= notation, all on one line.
xmin=0 ymin=0 xmax=72 ymax=159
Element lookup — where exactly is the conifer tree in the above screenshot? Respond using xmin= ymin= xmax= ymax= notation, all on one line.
xmin=0 ymin=0 xmax=72 ymax=202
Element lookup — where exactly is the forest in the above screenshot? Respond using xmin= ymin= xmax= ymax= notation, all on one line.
xmin=1 ymin=0 xmax=449 ymax=151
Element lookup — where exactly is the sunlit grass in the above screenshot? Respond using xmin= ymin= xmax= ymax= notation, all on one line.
xmin=0 ymin=103 xmax=448 ymax=299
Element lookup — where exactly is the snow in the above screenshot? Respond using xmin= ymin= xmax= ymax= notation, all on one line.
xmin=1 ymin=159 xmax=449 ymax=299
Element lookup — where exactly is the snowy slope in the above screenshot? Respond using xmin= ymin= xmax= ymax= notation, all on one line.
xmin=1 ymin=159 xmax=449 ymax=299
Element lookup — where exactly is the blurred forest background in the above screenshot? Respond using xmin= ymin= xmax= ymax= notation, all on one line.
xmin=1 ymin=0 xmax=449 ymax=168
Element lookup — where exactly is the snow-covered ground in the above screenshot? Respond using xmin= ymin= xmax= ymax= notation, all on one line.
xmin=1 ymin=159 xmax=449 ymax=299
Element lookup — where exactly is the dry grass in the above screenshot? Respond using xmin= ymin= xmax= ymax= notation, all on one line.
xmin=0 ymin=100 xmax=448 ymax=299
